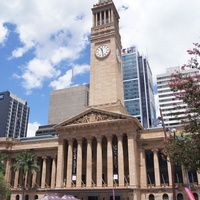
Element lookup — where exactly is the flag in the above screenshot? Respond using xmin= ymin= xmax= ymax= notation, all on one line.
xmin=184 ymin=187 xmax=195 ymax=200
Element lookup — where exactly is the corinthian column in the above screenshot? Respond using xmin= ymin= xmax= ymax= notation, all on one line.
xmin=127 ymin=133 xmax=137 ymax=187
xmin=96 ymin=136 xmax=102 ymax=187
xmin=167 ymin=160 xmax=172 ymax=186
xmin=86 ymin=137 xmax=92 ymax=188
xmin=140 ymin=149 xmax=147 ymax=187
xmin=5 ymin=157 xmax=11 ymax=183
xmin=66 ymin=139 xmax=73 ymax=188
xmin=107 ymin=135 xmax=113 ymax=187
xmin=56 ymin=140 xmax=64 ymax=188
xmin=51 ymin=156 xmax=57 ymax=189
xmin=118 ymin=134 xmax=124 ymax=186
xmin=76 ymin=138 xmax=82 ymax=188
xmin=152 ymin=149 xmax=160 ymax=187
xmin=14 ymin=170 xmax=19 ymax=189
xmin=32 ymin=171 xmax=37 ymax=188
xmin=41 ymin=157 xmax=47 ymax=189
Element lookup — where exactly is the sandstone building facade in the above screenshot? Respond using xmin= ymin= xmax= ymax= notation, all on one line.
xmin=1 ymin=1 xmax=200 ymax=200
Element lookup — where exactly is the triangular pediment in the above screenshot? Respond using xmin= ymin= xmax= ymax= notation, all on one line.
xmin=54 ymin=108 xmax=137 ymax=128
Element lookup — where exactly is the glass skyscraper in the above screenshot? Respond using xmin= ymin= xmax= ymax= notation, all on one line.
xmin=122 ymin=46 xmax=156 ymax=128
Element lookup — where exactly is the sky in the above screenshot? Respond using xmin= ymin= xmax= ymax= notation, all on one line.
xmin=0 ymin=0 xmax=200 ymax=137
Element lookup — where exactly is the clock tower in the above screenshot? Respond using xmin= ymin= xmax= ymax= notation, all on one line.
xmin=89 ymin=0 xmax=127 ymax=114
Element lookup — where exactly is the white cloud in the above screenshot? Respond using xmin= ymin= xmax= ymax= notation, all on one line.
xmin=0 ymin=0 xmax=94 ymax=92
xmin=49 ymin=64 xmax=90 ymax=90
xmin=27 ymin=122 xmax=40 ymax=137
xmin=12 ymin=47 xmax=29 ymax=58
xmin=115 ymin=0 xmax=200 ymax=77
xmin=21 ymin=58 xmax=61 ymax=91
xmin=49 ymin=69 xmax=73 ymax=90
xmin=0 ymin=23 xmax=8 ymax=45
xmin=73 ymin=64 xmax=90 ymax=76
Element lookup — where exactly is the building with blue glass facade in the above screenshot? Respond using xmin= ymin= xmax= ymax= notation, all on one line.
xmin=122 ymin=46 xmax=156 ymax=128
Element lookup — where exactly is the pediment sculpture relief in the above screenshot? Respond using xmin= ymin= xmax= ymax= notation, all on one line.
xmin=67 ymin=111 xmax=126 ymax=125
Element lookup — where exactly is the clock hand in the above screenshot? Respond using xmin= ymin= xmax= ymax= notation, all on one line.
xmin=101 ymin=47 xmax=104 ymax=55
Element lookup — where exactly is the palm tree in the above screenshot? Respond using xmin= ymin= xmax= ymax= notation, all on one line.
xmin=0 ymin=152 xmax=8 ymax=175
xmin=12 ymin=151 xmax=39 ymax=200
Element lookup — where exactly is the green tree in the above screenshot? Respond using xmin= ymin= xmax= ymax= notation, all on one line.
xmin=0 ymin=152 xmax=10 ymax=200
xmin=12 ymin=151 xmax=39 ymax=200
xmin=0 ymin=152 xmax=8 ymax=174
xmin=0 ymin=171 xmax=11 ymax=200
xmin=163 ymin=42 xmax=200 ymax=171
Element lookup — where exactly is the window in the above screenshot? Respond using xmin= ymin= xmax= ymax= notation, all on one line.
xmin=193 ymin=193 xmax=199 ymax=200
xmin=145 ymin=150 xmax=155 ymax=185
xmin=0 ymin=94 xmax=4 ymax=99
xmin=163 ymin=194 xmax=169 ymax=200
xmin=177 ymin=193 xmax=183 ymax=200
xmin=149 ymin=194 xmax=155 ymax=200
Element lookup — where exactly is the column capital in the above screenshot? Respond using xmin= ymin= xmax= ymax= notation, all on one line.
xmin=42 ymin=156 xmax=47 ymax=160
xmin=86 ymin=136 xmax=93 ymax=143
xmin=117 ymin=134 xmax=123 ymax=141
xmin=52 ymin=155 xmax=57 ymax=160
xmin=77 ymin=137 xmax=83 ymax=143
xmin=107 ymin=134 xmax=113 ymax=141
xmin=127 ymin=133 xmax=134 ymax=139
xmin=67 ymin=138 xmax=74 ymax=145
xmin=151 ymin=148 xmax=159 ymax=152
xmin=96 ymin=135 xmax=102 ymax=142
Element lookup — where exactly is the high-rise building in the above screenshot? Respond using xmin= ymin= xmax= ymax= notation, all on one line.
xmin=36 ymin=84 xmax=89 ymax=136
xmin=157 ymin=66 xmax=199 ymax=127
xmin=0 ymin=91 xmax=29 ymax=138
xmin=48 ymin=84 xmax=89 ymax=125
xmin=122 ymin=47 xmax=156 ymax=128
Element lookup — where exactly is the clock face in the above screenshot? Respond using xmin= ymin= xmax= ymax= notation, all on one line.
xmin=95 ymin=45 xmax=110 ymax=58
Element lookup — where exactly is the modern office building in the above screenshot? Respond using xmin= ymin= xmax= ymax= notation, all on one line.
xmin=48 ymin=84 xmax=89 ymax=125
xmin=1 ymin=1 xmax=200 ymax=200
xmin=0 ymin=91 xmax=29 ymax=138
xmin=157 ymin=66 xmax=199 ymax=127
xmin=122 ymin=47 xmax=156 ymax=128
xmin=36 ymin=85 xmax=89 ymax=136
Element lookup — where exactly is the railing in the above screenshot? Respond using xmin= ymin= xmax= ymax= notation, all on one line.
xmin=102 ymin=179 xmax=107 ymax=187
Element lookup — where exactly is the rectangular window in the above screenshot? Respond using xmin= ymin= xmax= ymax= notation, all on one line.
xmin=0 ymin=94 xmax=4 ymax=99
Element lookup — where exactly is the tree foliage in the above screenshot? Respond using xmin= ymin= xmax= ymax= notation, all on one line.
xmin=0 ymin=152 xmax=10 ymax=200
xmin=163 ymin=42 xmax=200 ymax=171
xmin=0 ymin=172 xmax=10 ymax=200
xmin=12 ymin=151 xmax=39 ymax=200
xmin=0 ymin=152 xmax=8 ymax=174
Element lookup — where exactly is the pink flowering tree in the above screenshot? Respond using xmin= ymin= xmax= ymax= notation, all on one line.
xmin=163 ymin=43 xmax=200 ymax=171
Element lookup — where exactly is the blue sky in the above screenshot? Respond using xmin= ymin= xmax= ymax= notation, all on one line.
xmin=1 ymin=0 xmax=200 ymax=137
